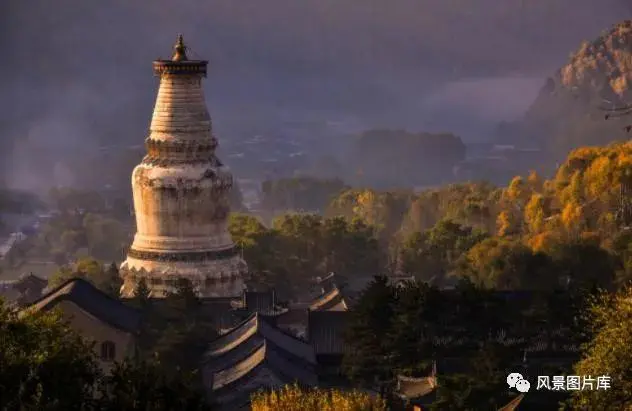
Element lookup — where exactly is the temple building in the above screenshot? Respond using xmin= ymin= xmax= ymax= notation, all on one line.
xmin=23 ymin=278 xmax=141 ymax=372
xmin=202 ymin=313 xmax=318 ymax=410
xmin=120 ymin=36 xmax=246 ymax=298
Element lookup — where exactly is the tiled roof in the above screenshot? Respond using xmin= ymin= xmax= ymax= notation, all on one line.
xmin=211 ymin=340 xmax=318 ymax=391
xmin=204 ymin=312 xmax=316 ymax=365
xmin=206 ymin=314 xmax=259 ymax=358
xmin=498 ymin=393 xmax=524 ymax=411
xmin=395 ymin=374 xmax=438 ymax=399
xmin=316 ymin=272 xmax=338 ymax=293
xmin=204 ymin=312 xmax=319 ymax=410
xmin=24 ymin=278 xmax=141 ymax=333
xmin=309 ymin=286 xmax=351 ymax=311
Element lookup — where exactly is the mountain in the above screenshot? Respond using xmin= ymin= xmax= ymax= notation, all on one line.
xmin=498 ymin=20 xmax=632 ymax=170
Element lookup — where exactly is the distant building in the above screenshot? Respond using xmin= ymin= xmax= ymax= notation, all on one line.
xmin=13 ymin=273 xmax=47 ymax=305
xmin=0 ymin=273 xmax=47 ymax=307
xmin=0 ymin=232 xmax=27 ymax=261
xmin=23 ymin=278 xmax=141 ymax=372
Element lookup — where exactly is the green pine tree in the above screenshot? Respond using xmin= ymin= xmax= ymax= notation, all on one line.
xmin=342 ymin=276 xmax=396 ymax=387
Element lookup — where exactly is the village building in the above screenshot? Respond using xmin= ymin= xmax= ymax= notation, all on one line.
xmin=119 ymin=36 xmax=246 ymax=298
xmin=23 ymin=278 xmax=141 ymax=372
xmin=0 ymin=273 xmax=47 ymax=307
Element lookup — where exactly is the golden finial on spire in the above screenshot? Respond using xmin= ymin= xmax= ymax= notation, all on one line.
xmin=172 ymin=34 xmax=188 ymax=62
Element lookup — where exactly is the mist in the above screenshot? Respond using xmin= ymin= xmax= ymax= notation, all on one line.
xmin=2 ymin=0 xmax=631 ymax=191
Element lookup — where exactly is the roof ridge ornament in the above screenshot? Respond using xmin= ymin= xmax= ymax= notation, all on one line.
xmin=172 ymin=34 xmax=188 ymax=62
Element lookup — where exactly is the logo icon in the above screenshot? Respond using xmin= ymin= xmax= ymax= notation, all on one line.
xmin=507 ymin=372 xmax=531 ymax=393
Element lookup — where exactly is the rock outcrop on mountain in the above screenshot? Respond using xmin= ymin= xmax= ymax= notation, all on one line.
xmin=500 ymin=20 xmax=632 ymax=171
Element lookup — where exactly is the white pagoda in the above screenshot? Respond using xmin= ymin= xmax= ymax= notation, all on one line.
xmin=119 ymin=35 xmax=246 ymax=298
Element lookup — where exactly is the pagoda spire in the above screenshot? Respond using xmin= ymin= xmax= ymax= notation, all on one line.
xmin=172 ymin=34 xmax=188 ymax=61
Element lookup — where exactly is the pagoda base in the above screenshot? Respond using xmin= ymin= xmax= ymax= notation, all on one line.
xmin=119 ymin=254 xmax=246 ymax=298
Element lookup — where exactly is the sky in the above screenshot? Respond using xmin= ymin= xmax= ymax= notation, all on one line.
xmin=1 ymin=0 xmax=631 ymax=190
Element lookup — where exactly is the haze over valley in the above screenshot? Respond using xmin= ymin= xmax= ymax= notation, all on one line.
xmin=3 ymin=0 xmax=632 ymax=197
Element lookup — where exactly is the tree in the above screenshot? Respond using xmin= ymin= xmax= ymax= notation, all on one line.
xmin=83 ymin=213 xmax=128 ymax=261
xmin=549 ymin=240 xmax=616 ymax=290
xmin=388 ymin=282 xmax=442 ymax=373
xmin=251 ymin=384 xmax=386 ymax=411
xmin=343 ymin=276 xmax=396 ymax=386
xmin=0 ymin=303 xmax=100 ymax=410
xmin=97 ymin=356 xmax=212 ymax=411
xmin=431 ymin=343 xmax=514 ymax=411
xmin=133 ymin=277 xmax=151 ymax=305
xmin=152 ymin=279 xmax=217 ymax=377
xmin=455 ymin=238 xmax=558 ymax=290
xmin=565 ymin=286 xmax=632 ymax=410
xmin=0 ymin=299 xmax=213 ymax=410
xmin=131 ymin=277 xmax=154 ymax=357
xmin=524 ymin=194 xmax=546 ymax=234
xmin=399 ymin=220 xmax=487 ymax=284
xmin=496 ymin=210 xmax=516 ymax=237
xmin=48 ymin=258 xmax=122 ymax=298
xmin=527 ymin=170 xmax=543 ymax=192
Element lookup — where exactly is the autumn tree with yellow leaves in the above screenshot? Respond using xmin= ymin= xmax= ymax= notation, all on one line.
xmin=250 ymin=384 xmax=386 ymax=411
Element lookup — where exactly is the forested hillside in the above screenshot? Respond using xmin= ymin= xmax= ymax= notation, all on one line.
xmin=232 ymin=140 xmax=632 ymax=293
xmin=502 ymin=20 xmax=632 ymax=169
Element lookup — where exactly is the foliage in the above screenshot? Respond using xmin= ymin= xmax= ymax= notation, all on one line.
xmin=398 ymin=219 xmax=487 ymax=285
xmin=342 ymin=278 xmax=588 ymax=408
xmin=399 ymin=182 xmax=497 ymax=234
xmin=48 ymin=257 xmax=122 ymax=297
xmin=136 ymin=278 xmax=218 ymax=380
xmin=30 ymin=209 xmax=130 ymax=264
xmin=97 ymin=356 xmax=211 ymax=411
xmin=251 ymin=384 xmax=386 ymax=411
xmin=232 ymin=140 xmax=632 ymax=294
xmin=327 ymin=188 xmax=413 ymax=241
xmin=228 ymin=212 xmax=380 ymax=296
xmin=0 ymin=303 xmax=100 ymax=411
xmin=0 ymin=299 xmax=212 ymax=410
xmin=506 ymin=21 xmax=632 ymax=163
xmin=387 ymin=281 xmax=443 ymax=373
xmin=455 ymin=238 xmax=559 ymax=290
xmin=342 ymin=276 xmax=396 ymax=385
xmin=261 ymin=177 xmax=348 ymax=213
xmin=430 ymin=343 xmax=514 ymax=411
xmin=48 ymin=187 xmax=108 ymax=214
xmin=565 ymin=286 xmax=632 ymax=410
